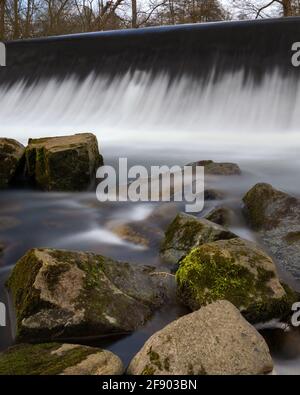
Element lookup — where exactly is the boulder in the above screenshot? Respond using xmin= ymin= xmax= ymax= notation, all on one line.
xmin=160 ymin=212 xmax=237 ymax=264
xmin=176 ymin=238 xmax=297 ymax=323
xmin=127 ymin=300 xmax=273 ymax=375
xmin=187 ymin=160 xmax=241 ymax=176
xmin=205 ymin=206 xmax=233 ymax=226
xmin=24 ymin=133 xmax=103 ymax=191
xmin=7 ymin=248 xmax=175 ymax=341
xmin=0 ymin=138 xmax=25 ymax=188
xmin=243 ymin=183 xmax=300 ymax=280
xmin=0 ymin=343 xmax=124 ymax=375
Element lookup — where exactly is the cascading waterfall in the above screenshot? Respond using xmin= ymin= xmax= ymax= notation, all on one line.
xmin=0 ymin=70 xmax=300 ymax=146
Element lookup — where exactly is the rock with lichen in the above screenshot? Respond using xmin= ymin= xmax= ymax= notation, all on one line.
xmin=7 ymin=248 xmax=175 ymax=342
xmin=243 ymin=183 xmax=300 ymax=280
xmin=127 ymin=300 xmax=273 ymax=375
xmin=24 ymin=133 xmax=103 ymax=191
xmin=160 ymin=212 xmax=237 ymax=264
xmin=0 ymin=343 xmax=124 ymax=375
xmin=0 ymin=138 xmax=25 ymax=188
xmin=176 ymin=238 xmax=297 ymax=323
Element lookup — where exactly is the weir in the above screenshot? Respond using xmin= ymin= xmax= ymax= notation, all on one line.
xmin=1 ymin=17 xmax=300 ymax=82
xmin=1 ymin=18 xmax=300 ymax=146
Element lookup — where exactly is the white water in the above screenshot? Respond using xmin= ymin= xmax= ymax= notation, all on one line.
xmin=0 ymin=70 xmax=300 ymax=157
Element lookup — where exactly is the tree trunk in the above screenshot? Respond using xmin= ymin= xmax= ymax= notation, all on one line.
xmin=282 ymin=0 xmax=292 ymax=16
xmin=13 ymin=0 xmax=19 ymax=39
xmin=169 ymin=0 xmax=175 ymax=24
xmin=0 ymin=0 xmax=5 ymax=40
xmin=132 ymin=0 xmax=137 ymax=28
xmin=24 ymin=0 xmax=32 ymax=38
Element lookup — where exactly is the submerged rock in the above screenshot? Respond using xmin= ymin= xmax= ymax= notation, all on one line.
xmin=0 ymin=242 xmax=4 ymax=257
xmin=108 ymin=220 xmax=164 ymax=248
xmin=243 ymin=183 xmax=300 ymax=280
xmin=24 ymin=133 xmax=103 ymax=191
xmin=187 ymin=160 xmax=241 ymax=176
xmin=204 ymin=188 xmax=225 ymax=200
xmin=7 ymin=248 xmax=175 ymax=341
xmin=176 ymin=238 xmax=296 ymax=323
xmin=148 ymin=203 xmax=181 ymax=231
xmin=127 ymin=300 xmax=273 ymax=375
xmin=160 ymin=212 xmax=237 ymax=264
xmin=0 ymin=138 xmax=25 ymax=188
xmin=108 ymin=203 xmax=181 ymax=249
xmin=0 ymin=343 xmax=124 ymax=375
xmin=0 ymin=216 xmax=21 ymax=231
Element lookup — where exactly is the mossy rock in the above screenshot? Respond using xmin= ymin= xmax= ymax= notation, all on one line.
xmin=0 ymin=343 xmax=124 ymax=375
xmin=127 ymin=300 xmax=273 ymax=375
xmin=7 ymin=248 xmax=175 ymax=342
xmin=160 ymin=212 xmax=237 ymax=264
xmin=243 ymin=183 xmax=300 ymax=281
xmin=0 ymin=138 xmax=25 ymax=189
xmin=24 ymin=133 xmax=103 ymax=191
xmin=176 ymin=238 xmax=298 ymax=323
xmin=243 ymin=183 xmax=299 ymax=231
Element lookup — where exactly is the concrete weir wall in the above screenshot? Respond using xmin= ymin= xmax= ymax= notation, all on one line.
xmin=1 ymin=17 xmax=300 ymax=83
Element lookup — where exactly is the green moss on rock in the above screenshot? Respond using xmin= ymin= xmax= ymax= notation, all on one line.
xmin=161 ymin=213 xmax=205 ymax=251
xmin=0 ymin=343 xmax=103 ymax=375
xmin=148 ymin=347 xmax=162 ymax=371
xmin=0 ymin=138 xmax=25 ymax=188
xmin=160 ymin=212 xmax=237 ymax=265
xmin=141 ymin=365 xmax=156 ymax=375
xmin=24 ymin=133 xmax=103 ymax=191
xmin=6 ymin=250 xmax=54 ymax=335
xmin=176 ymin=238 xmax=297 ymax=323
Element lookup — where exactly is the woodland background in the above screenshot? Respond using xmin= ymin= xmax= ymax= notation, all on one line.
xmin=0 ymin=0 xmax=299 ymax=41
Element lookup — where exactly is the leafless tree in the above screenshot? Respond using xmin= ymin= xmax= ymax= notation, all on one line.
xmin=0 ymin=0 xmax=5 ymax=40
xmin=231 ymin=0 xmax=300 ymax=19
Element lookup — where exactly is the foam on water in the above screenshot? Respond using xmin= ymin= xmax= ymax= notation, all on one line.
xmin=0 ymin=70 xmax=300 ymax=159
